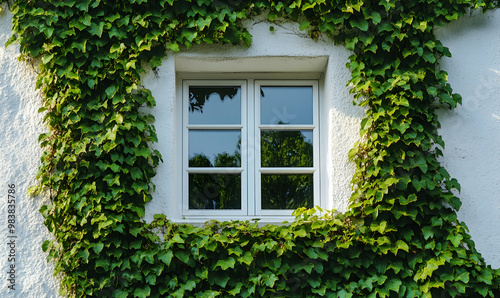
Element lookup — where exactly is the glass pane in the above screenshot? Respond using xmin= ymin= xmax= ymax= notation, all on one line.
xmin=189 ymin=174 xmax=241 ymax=209
xmin=261 ymin=130 xmax=313 ymax=167
xmin=189 ymin=86 xmax=241 ymax=124
xmin=189 ymin=130 xmax=241 ymax=167
xmin=261 ymin=174 xmax=313 ymax=209
xmin=260 ymin=86 xmax=313 ymax=125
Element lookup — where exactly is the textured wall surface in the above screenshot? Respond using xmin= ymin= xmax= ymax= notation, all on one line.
xmin=0 ymin=5 xmax=498 ymax=296
xmin=437 ymin=9 xmax=500 ymax=268
xmin=0 ymin=7 xmax=61 ymax=298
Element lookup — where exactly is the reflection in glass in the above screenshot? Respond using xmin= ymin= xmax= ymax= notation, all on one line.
xmin=189 ymin=86 xmax=241 ymax=124
xmin=189 ymin=174 xmax=241 ymax=209
xmin=261 ymin=174 xmax=313 ymax=209
xmin=189 ymin=130 xmax=241 ymax=167
xmin=260 ymin=86 xmax=313 ymax=125
xmin=261 ymin=130 xmax=313 ymax=167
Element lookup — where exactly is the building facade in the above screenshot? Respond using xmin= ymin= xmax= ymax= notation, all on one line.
xmin=0 ymin=5 xmax=499 ymax=296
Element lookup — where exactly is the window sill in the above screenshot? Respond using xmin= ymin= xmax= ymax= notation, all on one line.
xmin=173 ymin=215 xmax=296 ymax=227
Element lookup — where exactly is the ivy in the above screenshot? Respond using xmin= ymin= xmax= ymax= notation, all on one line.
xmin=2 ymin=0 xmax=500 ymax=297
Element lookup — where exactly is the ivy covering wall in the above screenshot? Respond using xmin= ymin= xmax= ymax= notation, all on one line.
xmin=3 ymin=0 xmax=500 ymax=296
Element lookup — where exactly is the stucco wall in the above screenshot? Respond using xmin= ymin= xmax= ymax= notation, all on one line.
xmin=436 ymin=9 xmax=500 ymax=268
xmin=0 ymin=7 xmax=61 ymax=297
xmin=0 ymin=5 xmax=498 ymax=296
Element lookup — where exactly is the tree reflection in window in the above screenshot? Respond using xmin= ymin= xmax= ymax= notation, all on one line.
xmin=188 ymin=172 xmax=241 ymax=209
xmin=189 ymin=87 xmax=240 ymax=119
xmin=261 ymin=174 xmax=313 ymax=209
xmin=188 ymin=130 xmax=313 ymax=210
xmin=261 ymin=130 xmax=313 ymax=168
xmin=188 ymin=86 xmax=242 ymax=209
xmin=261 ymin=130 xmax=313 ymax=209
xmin=189 ymin=143 xmax=241 ymax=210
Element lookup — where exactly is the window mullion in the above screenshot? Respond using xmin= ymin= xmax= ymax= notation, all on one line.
xmin=247 ymin=79 xmax=256 ymax=216
xmin=182 ymin=81 xmax=190 ymax=215
xmin=312 ymin=81 xmax=320 ymax=209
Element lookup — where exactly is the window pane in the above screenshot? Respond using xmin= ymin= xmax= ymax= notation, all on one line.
xmin=261 ymin=174 xmax=313 ymax=209
xmin=189 ymin=174 xmax=241 ymax=209
xmin=189 ymin=86 xmax=241 ymax=124
xmin=189 ymin=130 xmax=241 ymax=167
xmin=260 ymin=86 xmax=313 ymax=125
xmin=261 ymin=130 xmax=313 ymax=167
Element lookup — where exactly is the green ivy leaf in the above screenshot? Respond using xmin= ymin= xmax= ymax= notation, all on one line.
xmin=71 ymin=39 xmax=87 ymax=53
xmin=180 ymin=29 xmax=198 ymax=42
xmin=175 ymin=250 xmax=191 ymax=264
xmin=130 ymin=167 xmax=144 ymax=180
xmin=371 ymin=11 xmax=382 ymax=24
xmin=105 ymin=85 xmax=118 ymax=98
xmin=446 ymin=233 xmax=463 ymax=247
xmin=158 ymin=250 xmax=174 ymax=266
xmin=239 ymin=251 xmax=253 ymax=265
xmin=93 ymin=242 xmax=104 ymax=254
xmin=133 ymin=286 xmax=151 ymax=298
xmin=422 ymin=51 xmax=436 ymax=63
xmin=386 ymin=278 xmax=402 ymax=293
xmin=209 ymin=273 xmax=230 ymax=287
xmin=215 ymin=257 xmax=235 ymax=270
xmin=350 ymin=18 xmax=369 ymax=31
xmin=299 ymin=20 xmax=311 ymax=31
xmin=42 ymin=240 xmax=51 ymax=252
xmin=89 ymin=22 xmax=105 ymax=37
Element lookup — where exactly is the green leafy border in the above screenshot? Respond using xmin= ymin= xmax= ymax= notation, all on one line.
xmin=3 ymin=0 xmax=500 ymax=296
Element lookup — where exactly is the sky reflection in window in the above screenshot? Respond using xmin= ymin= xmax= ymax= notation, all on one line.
xmin=189 ymin=130 xmax=241 ymax=167
xmin=260 ymin=86 xmax=313 ymax=125
xmin=189 ymin=86 xmax=241 ymax=125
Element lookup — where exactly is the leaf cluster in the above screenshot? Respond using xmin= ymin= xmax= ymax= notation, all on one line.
xmin=3 ymin=0 xmax=500 ymax=297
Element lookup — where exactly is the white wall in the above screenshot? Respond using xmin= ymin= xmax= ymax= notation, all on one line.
xmin=436 ymin=9 xmax=500 ymax=268
xmin=0 ymin=5 xmax=498 ymax=296
xmin=0 ymin=6 xmax=61 ymax=297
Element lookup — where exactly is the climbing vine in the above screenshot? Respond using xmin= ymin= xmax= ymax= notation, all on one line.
xmin=2 ymin=0 xmax=500 ymax=296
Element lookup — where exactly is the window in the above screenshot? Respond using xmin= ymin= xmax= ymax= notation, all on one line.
xmin=182 ymin=78 xmax=319 ymax=219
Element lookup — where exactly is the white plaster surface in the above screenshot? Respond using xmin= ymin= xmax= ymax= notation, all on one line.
xmin=0 ymin=4 xmax=499 ymax=297
xmin=0 ymin=6 xmax=61 ymax=298
xmin=436 ymin=9 xmax=500 ymax=268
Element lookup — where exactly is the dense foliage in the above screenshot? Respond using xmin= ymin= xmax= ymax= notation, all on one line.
xmin=2 ymin=0 xmax=500 ymax=296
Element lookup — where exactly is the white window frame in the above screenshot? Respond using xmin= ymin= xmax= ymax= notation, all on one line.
xmin=180 ymin=74 xmax=321 ymax=221
xmin=255 ymin=80 xmax=320 ymax=216
xmin=182 ymin=80 xmax=248 ymax=217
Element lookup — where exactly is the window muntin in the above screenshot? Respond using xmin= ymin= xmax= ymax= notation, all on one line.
xmin=183 ymin=79 xmax=319 ymax=218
